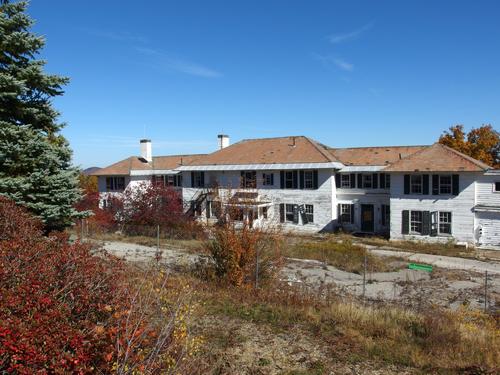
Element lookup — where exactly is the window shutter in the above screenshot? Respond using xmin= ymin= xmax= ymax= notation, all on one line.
xmin=380 ymin=173 xmax=386 ymax=189
xmin=280 ymin=171 xmax=285 ymax=189
xmin=381 ymin=205 xmax=386 ymax=226
xmin=313 ymin=170 xmax=319 ymax=189
xmin=299 ymin=170 xmax=305 ymax=189
xmin=432 ymin=175 xmax=439 ymax=195
xmin=350 ymin=204 xmax=355 ymax=224
xmin=423 ymin=174 xmax=429 ymax=195
xmin=270 ymin=173 xmax=274 ymax=185
xmin=402 ymin=210 xmax=409 ymax=234
xmin=357 ymin=174 xmax=362 ymax=189
xmin=422 ymin=211 xmax=431 ymax=235
xmin=337 ymin=204 xmax=341 ymax=223
xmin=191 ymin=172 xmax=195 ymax=188
xmin=279 ymin=204 xmax=284 ymax=223
xmin=293 ymin=171 xmax=298 ymax=189
xmin=404 ymin=175 xmax=410 ymax=194
xmin=372 ymin=173 xmax=378 ymax=189
xmin=350 ymin=174 xmax=356 ymax=188
xmin=335 ymin=173 xmax=341 ymax=188
xmin=200 ymin=172 xmax=205 ymax=187
xmin=452 ymin=174 xmax=459 ymax=195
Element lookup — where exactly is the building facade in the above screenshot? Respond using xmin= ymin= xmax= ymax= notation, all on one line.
xmin=92 ymin=135 xmax=500 ymax=249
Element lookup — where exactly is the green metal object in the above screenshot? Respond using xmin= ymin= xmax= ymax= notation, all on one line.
xmin=408 ymin=263 xmax=433 ymax=272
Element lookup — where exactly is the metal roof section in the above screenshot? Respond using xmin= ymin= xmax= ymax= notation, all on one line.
xmin=339 ymin=166 xmax=386 ymax=172
xmin=176 ymin=162 xmax=344 ymax=171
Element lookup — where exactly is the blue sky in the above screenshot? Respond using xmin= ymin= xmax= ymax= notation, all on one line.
xmin=28 ymin=0 xmax=500 ymax=168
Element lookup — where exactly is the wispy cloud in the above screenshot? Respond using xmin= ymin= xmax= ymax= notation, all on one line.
xmin=135 ymin=47 xmax=222 ymax=78
xmin=81 ymin=28 xmax=148 ymax=43
xmin=313 ymin=53 xmax=354 ymax=72
xmin=328 ymin=22 xmax=374 ymax=44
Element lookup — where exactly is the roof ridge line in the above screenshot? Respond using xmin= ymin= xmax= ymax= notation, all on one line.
xmin=329 ymin=144 xmax=430 ymax=151
xmin=305 ymin=137 xmax=339 ymax=163
xmin=436 ymin=143 xmax=490 ymax=170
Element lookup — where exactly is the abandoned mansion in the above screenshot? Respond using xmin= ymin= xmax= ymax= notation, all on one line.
xmin=93 ymin=135 xmax=500 ymax=249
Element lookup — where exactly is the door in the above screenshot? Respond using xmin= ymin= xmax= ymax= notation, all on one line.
xmin=361 ymin=204 xmax=374 ymax=232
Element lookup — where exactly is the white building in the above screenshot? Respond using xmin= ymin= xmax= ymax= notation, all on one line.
xmin=92 ymin=135 xmax=500 ymax=249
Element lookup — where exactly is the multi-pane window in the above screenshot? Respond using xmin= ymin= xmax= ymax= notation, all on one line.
xmin=495 ymin=182 xmax=500 ymax=192
xmin=410 ymin=211 xmax=423 ymax=234
xmin=339 ymin=204 xmax=352 ymax=224
xmin=341 ymin=174 xmax=351 ymax=188
xmin=106 ymin=177 xmax=125 ymax=191
xmin=305 ymin=204 xmax=314 ymax=223
xmin=263 ymin=173 xmax=274 ymax=186
xmin=304 ymin=171 xmax=314 ymax=189
xmin=381 ymin=204 xmax=390 ymax=227
xmin=362 ymin=174 xmax=373 ymax=189
xmin=410 ymin=175 xmax=422 ymax=194
xmin=241 ymin=171 xmax=257 ymax=188
xmin=192 ymin=172 xmax=204 ymax=188
xmin=439 ymin=212 xmax=452 ymax=235
xmin=285 ymin=171 xmax=294 ymax=189
xmin=285 ymin=204 xmax=295 ymax=222
xmin=439 ymin=175 xmax=452 ymax=195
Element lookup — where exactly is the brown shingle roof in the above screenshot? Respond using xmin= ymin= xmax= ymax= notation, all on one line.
xmin=188 ymin=136 xmax=339 ymax=166
xmin=384 ymin=143 xmax=491 ymax=172
xmin=92 ymin=154 xmax=205 ymax=176
xmin=329 ymin=145 xmax=427 ymax=166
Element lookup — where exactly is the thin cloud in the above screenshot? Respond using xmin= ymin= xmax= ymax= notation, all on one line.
xmin=81 ymin=28 xmax=148 ymax=43
xmin=136 ymin=47 xmax=222 ymax=78
xmin=313 ymin=53 xmax=354 ymax=72
xmin=329 ymin=22 xmax=374 ymax=44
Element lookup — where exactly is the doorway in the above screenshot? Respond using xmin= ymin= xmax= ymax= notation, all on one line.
xmin=361 ymin=204 xmax=374 ymax=232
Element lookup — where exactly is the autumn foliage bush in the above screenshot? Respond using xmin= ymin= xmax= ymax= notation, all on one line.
xmin=0 ymin=197 xmax=200 ymax=374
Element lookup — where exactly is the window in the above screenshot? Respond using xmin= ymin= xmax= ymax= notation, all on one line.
xmin=192 ymin=172 xmax=204 ymax=188
xmin=106 ymin=177 xmax=125 ymax=191
xmin=305 ymin=204 xmax=314 ymax=223
xmin=241 ymin=171 xmax=256 ymax=188
xmin=410 ymin=175 xmax=422 ymax=194
xmin=339 ymin=204 xmax=353 ymax=224
xmin=438 ymin=212 xmax=452 ymax=235
xmin=285 ymin=204 xmax=295 ymax=222
xmin=263 ymin=173 xmax=274 ymax=186
xmin=341 ymin=174 xmax=351 ymax=188
xmin=495 ymin=182 xmax=500 ymax=192
xmin=381 ymin=204 xmax=390 ymax=227
xmin=410 ymin=211 xmax=423 ymax=234
xmin=285 ymin=171 xmax=294 ymax=189
xmin=439 ymin=175 xmax=452 ymax=195
xmin=362 ymin=174 xmax=373 ymax=189
xmin=304 ymin=171 xmax=314 ymax=189
xmin=385 ymin=174 xmax=391 ymax=189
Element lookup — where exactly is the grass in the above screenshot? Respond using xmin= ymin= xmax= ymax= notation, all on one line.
xmin=283 ymin=239 xmax=403 ymax=274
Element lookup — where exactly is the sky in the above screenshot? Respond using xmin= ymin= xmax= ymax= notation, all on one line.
xmin=27 ymin=0 xmax=500 ymax=168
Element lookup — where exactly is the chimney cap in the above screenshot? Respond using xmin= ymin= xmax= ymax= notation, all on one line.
xmin=140 ymin=139 xmax=151 ymax=143
xmin=217 ymin=134 xmax=229 ymax=138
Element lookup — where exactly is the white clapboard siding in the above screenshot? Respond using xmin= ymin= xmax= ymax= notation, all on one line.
xmin=476 ymin=212 xmax=500 ymax=247
xmin=476 ymin=174 xmax=500 ymax=206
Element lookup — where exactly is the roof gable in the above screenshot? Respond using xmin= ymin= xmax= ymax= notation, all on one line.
xmin=383 ymin=143 xmax=490 ymax=172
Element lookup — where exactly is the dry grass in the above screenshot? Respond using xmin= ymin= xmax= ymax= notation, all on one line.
xmin=283 ymin=239 xmax=403 ymax=274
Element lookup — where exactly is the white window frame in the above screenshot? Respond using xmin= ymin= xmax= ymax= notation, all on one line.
xmin=438 ymin=211 xmax=452 ymax=235
xmin=362 ymin=174 xmax=373 ymax=189
xmin=339 ymin=204 xmax=352 ymax=224
xmin=305 ymin=204 xmax=314 ymax=223
xmin=410 ymin=175 xmax=422 ymax=194
xmin=439 ymin=175 xmax=452 ymax=195
xmin=410 ymin=210 xmax=423 ymax=234
xmin=304 ymin=171 xmax=314 ymax=189
xmin=285 ymin=204 xmax=295 ymax=222
xmin=340 ymin=174 xmax=351 ymax=188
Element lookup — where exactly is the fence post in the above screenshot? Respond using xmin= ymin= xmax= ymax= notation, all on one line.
xmin=484 ymin=271 xmax=488 ymax=313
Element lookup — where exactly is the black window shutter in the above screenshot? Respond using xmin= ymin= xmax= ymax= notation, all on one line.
xmin=423 ymin=174 xmax=429 ymax=195
xmin=271 ymin=173 xmax=274 ymax=185
xmin=337 ymin=204 xmax=341 ymax=223
xmin=452 ymin=174 xmax=459 ymax=195
xmin=350 ymin=174 xmax=356 ymax=188
xmin=381 ymin=205 xmax=386 ymax=226
xmin=380 ymin=173 xmax=386 ymax=189
xmin=422 ymin=211 xmax=431 ymax=235
xmin=313 ymin=170 xmax=319 ymax=189
xmin=280 ymin=171 xmax=285 ymax=189
xmin=200 ymin=172 xmax=205 ymax=187
xmin=372 ymin=173 xmax=378 ymax=189
xmin=404 ymin=175 xmax=410 ymax=194
xmin=402 ymin=210 xmax=409 ymax=234
xmin=191 ymin=172 xmax=195 ymax=188
xmin=350 ymin=204 xmax=355 ymax=224
xmin=299 ymin=170 xmax=305 ymax=189
xmin=335 ymin=173 xmax=341 ymax=188
xmin=357 ymin=174 xmax=362 ymax=189
xmin=293 ymin=170 xmax=298 ymax=189
xmin=432 ymin=175 xmax=439 ymax=195
xmin=279 ymin=204 xmax=284 ymax=223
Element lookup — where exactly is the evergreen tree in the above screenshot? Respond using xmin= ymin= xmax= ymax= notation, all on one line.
xmin=0 ymin=0 xmax=82 ymax=230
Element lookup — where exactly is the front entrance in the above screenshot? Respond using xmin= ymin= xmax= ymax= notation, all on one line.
xmin=361 ymin=204 xmax=374 ymax=232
